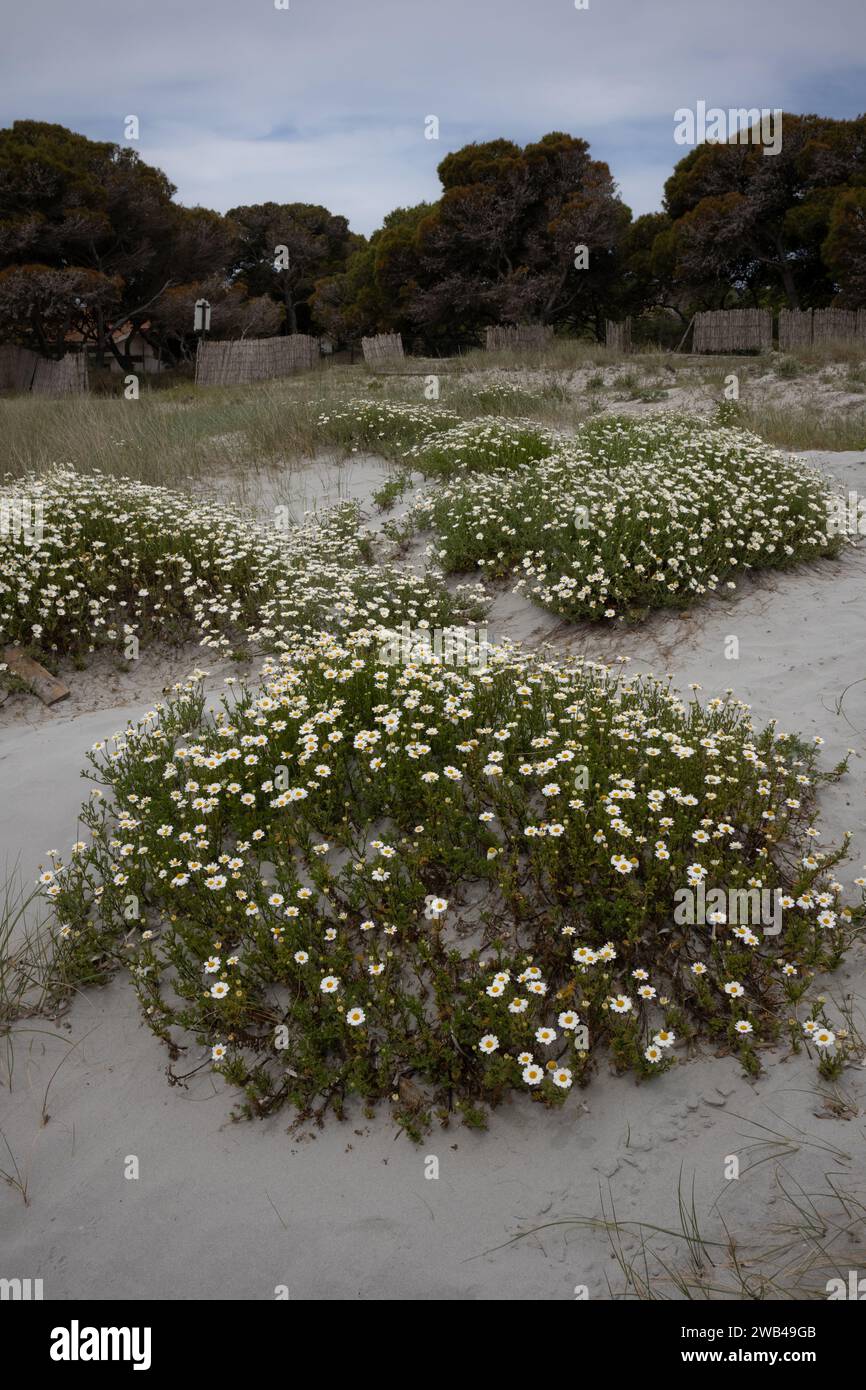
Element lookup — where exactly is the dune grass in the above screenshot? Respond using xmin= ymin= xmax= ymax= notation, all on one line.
xmin=2 ymin=338 xmax=864 ymax=485
xmin=0 ymin=375 xmax=339 ymax=486
xmin=733 ymin=403 xmax=866 ymax=452
xmin=0 ymin=864 xmax=88 ymax=1098
xmin=495 ymin=1161 xmax=866 ymax=1300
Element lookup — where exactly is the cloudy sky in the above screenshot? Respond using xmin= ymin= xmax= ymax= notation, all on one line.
xmin=3 ymin=0 xmax=864 ymax=234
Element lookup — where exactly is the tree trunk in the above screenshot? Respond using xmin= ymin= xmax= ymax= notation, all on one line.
xmin=776 ymin=239 xmax=800 ymax=310
xmin=54 ymin=315 xmax=72 ymax=360
xmin=138 ymin=320 xmax=176 ymax=368
xmin=543 ymin=263 xmax=573 ymax=324
xmin=780 ymin=265 xmax=800 ymax=310
xmin=105 ymin=332 xmax=134 ymax=373
xmin=95 ymin=306 xmax=106 ymax=369
xmin=30 ymin=307 xmax=48 ymax=356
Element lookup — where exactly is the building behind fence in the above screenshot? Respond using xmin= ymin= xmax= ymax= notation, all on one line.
xmin=0 ymin=345 xmax=88 ymax=395
xmin=194 ymin=335 xmax=319 ymax=386
xmin=361 ymin=332 xmax=404 ymax=364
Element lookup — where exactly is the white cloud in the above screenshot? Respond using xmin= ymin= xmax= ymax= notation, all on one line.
xmin=2 ymin=0 xmax=864 ymax=232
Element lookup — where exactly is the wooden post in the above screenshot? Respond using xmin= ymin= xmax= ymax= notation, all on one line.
xmin=675 ymin=315 xmax=696 ymax=353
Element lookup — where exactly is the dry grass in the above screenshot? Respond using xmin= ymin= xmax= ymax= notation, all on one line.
xmin=735 ymin=403 xmax=866 ymax=451
xmin=0 ymin=370 xmax=358 ymax=486
xmin=2 ymin=341 xmax=865 ymax=485
xmin=484 ymin=1157 xmax=866 ymax=1300
xmin=0 ymin=864 xmax=79 ymax=1094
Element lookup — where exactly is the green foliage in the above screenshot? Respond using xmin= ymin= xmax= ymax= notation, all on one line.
xmin=661 ymin=113 xmax=866 ymax=310
xmin=0 ymin=121 xmax=235 ymax=363
xmin=227 ymin=201 xmax=359 ymax=336
xmin=45 ymin=635 xmax=862 ymax=1132
xmin=407 ymin=413 xmax=844 ymax=612
xmin=0 ymin=468 xmax=485 ymax=660
xmin=311 ymin=203 xmax=432 ymax=343
xmin=823 ymin=187 xmax=866 ymax=306
xmin=4 ymin=114 xmax=866 ymax=361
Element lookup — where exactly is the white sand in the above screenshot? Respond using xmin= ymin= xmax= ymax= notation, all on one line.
xmin=2 ymin=450 xmax=865 ymax=1300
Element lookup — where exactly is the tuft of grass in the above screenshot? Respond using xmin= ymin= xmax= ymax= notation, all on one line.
xmin=0 ymin=864 xmax=99 ymax=1096
xmin=0 ymin=1128 xmax=29 ymax=1205
xmin=487 ymin=1164 xmax=866 ymax=1300
xmin=736 ymin=404 xmax=866 ymax=451
xmin=0 ymin=867 xmax=65 ymax=1033
xmin=0 ymin=371 xmax=354 ymax=485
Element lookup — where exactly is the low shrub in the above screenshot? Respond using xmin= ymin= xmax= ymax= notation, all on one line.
xmin=0 ymin=468 xmax=485 ymax=662
xmin=412 ymin=415 xmax=846 ymax=618
xmin=44 ymin=632 xmax=862 ymax=1134
xmin=315 ymin=399 xmax=459 ymax=455
xmin=402 ymin=416 xmax=557 ymax=478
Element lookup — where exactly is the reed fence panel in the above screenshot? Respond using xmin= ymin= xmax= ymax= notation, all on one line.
xmin=195 ymin=335 xmax=318 ymax=386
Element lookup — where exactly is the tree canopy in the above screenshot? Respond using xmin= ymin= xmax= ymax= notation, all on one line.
xmin=662 ymin=113 xmax=866 ymax=310
xmin=226 ymin=201 xmax=361 ymax=335
xmin=1 ymin=113 xmax=865 ymax=362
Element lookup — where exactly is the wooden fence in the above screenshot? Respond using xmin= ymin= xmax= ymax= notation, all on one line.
xmin=693 ymin=309 xmax=773 ymax=353
xmin=0 ymin=344 xmax=36 ymax=391
xmin=32 ymin=353 xmax=89 ymax=395
xmin=812 ymin=308 xmax=864 ymax=345
xmin=0 ymin=345 xmax=88 ymax=394
xmin=605 ymin=318 xmax=632 ymax=352
xmin=777 ymin=309 xmax=814 ymax=350
xmin=195 ymin=335 xmax=319 ymax=386
xmin=779 ymin=307 xmax=866 ymax=349
xmin=484 ymin=324 xmax=553 ymax=352
xmin=361 ymin=333 xmax=404 ymax=365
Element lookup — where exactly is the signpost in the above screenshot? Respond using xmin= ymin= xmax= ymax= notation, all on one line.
xmin=194 ymin=298 xmax=212 ymax=341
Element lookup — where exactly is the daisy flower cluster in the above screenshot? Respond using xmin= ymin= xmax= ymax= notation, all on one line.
xmin=465 ymin=380 xmax=554 ymax=415
xmin=799 ymin=1010 xmax=845 ymax=1080
xmin=315 ymin=398 xmax=460 ymax=453
xmin=44 ymin=629 xmax=863 ymax=1132
xmin=0 ymin=468 xmax=485 ymax=663
xmin=316 ymin=400 xmax=557 ymax=479
xmin=400 ymin=417 xmax=556 ymax=479
xmin=410 ymin=415 xmax=845 ymax=618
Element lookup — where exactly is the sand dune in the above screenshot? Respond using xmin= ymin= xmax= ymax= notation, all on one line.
xmin=2 ymin=450 xmax=865 ymax=1301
